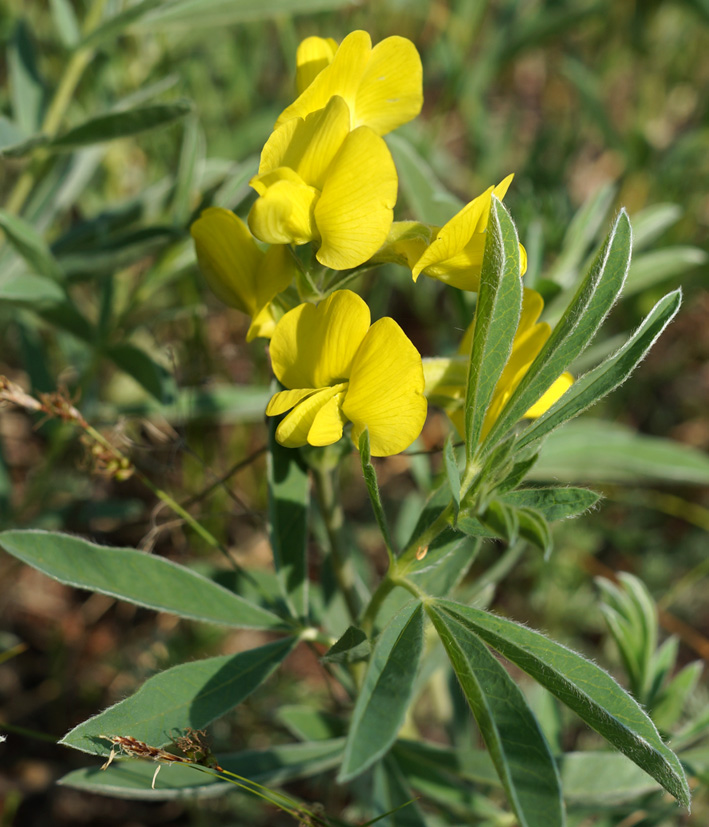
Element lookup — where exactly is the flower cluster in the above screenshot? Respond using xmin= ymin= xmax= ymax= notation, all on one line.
xmin=191 ymin=31 xmax=573 ymax=456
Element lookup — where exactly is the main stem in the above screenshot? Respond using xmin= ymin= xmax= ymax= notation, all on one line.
xmin=311 ymin=464 xmax=361 ymax=622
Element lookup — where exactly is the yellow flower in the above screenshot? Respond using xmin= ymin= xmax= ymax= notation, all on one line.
xmin=278 ymin=30 xmax=423 ymax=136
xmin=266 ymin=290 xmax=427 ymax=456
xmin=376 ymin=176 xmax=526 ymax=292
xmin=190 ymin=207 xmax=294 ymax=341
xmin=249 ymin=95 xmax=397 ymax=271
xmin=424 ymin=289 xmax=573 ymax=439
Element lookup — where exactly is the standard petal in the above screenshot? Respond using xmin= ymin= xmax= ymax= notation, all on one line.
xmin=190 ymin=208 xmax=262 ymax=314
xmin=248 ymin=169 xmax=319 ymax=246
xmin=343 ymin=317 xmax=427 ymax=456
xmin=296 ymin=36 xmax=338 ymax=94
xmin=308 ymin=391 xmax=348 ymax=446
xmin=269 ymin=290 xmax=371 ymax=390
xmin=276 ymin=96 xmax=351 ymax=189
xmin=276 ymin=30 xmax=371 ymax=129
xmin=315 ymin=127 xmax=397 ymax=270
xmin=354 ymin=35 xmax=423 ymax=134
xmin=275 ymin=385 xmax=346 ymax=448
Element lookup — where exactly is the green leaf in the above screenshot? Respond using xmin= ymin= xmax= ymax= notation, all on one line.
xmin=81 ymin=0 xmax=164 ymax=48
xmin=408 ymin=533 xmax=481 ymax=597
xmin=0 ymin=210 xmax=64 ymax=281
xmin=653 ymin=662 xmax=704 ymax=732
xmin=51 ymin=101 xmax=193 ymax=148
xmin=443 ymin=434 xmax=461 ymax=518
xmin=387 ymin=133 xmax=463 ymax=225
xmin=546 ymin=182 xmax=616 ymax=288
xmin=501 ymin=487 xmax=600 ymax=521
xmin=0 ymin=530 xmax=286 ymax=630
xmin=560 ymin=751 xmax=662 ymax=804
xmin=139 ymin=0 xmax=366 ymax=31
xmin=359 ymin=430 xmax=395 ymax=558
xmin=431 ymin=599 xmax=691 ymax=807
xmin=8 ymin=20 xmax=45 ymax=134
xmin=480 ymin=499 xmax=519 ymax=545
xmin=517 ymin=507 xmax=552 ymax=558
xmin=427 ymin=603 xmax=565 ymax=827
xmin=322 ymin=626 xmax=371 ymax=664
xmin=0 ymin=116 xmax=45 ymax=157
xmin=339 ymin=602 xmax=425 ymax=782
xmin=0 ymin=272 xmax=64 ymax=304
xmin=465 ymin=196 xmax=523 ymax=458
xmin=171 ymin=114 xmax=204 ymax=225
xmin=58 ymin=738 xmax=344 ymax=799
xmin=517 ymin=290 xmax=682 ymax=450
xmin=50 ymin=0 xmax=81 ymax=47
xmin=372 ymin=757 xmax=427 ymax=827
xmin=277 ymin=706 xmax=346 ymax=741
xmin=530 ymin=419 xmax=709 ymax=485
xmin=485 ymin=210 xmax=632 ymax=451
xmin=268 ymin=418 xmax=309 ymax=620
xmin=631 ymin=203 xmax=682 ymax=251
xmin=106 ymin=342 xmax=175 ymax=403
xmin=625 ymin=247 xmax=706 ymax=297
xmin=60 ymin=638 xmax=296 ymax=756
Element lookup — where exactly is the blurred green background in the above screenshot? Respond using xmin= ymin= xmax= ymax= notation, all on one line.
xmin=1 ymin=0 xmax=708 ymax=824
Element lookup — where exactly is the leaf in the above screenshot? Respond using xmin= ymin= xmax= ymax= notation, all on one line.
xmin=485 ymin=210 xmax=633 ymax=451
xmin=546 ymin=182 xmax=616 ymax=289
xmin=339 ymin=602 xmax=425 ymax=782
xmin=359 ymin=430 xmax=395 ymax=558
xmin=171 ymin=114 xmax=204 ymax=225
xmin=443 ymin=434 xmax=461 ymax=518
xmin=530 ymin=419 xmax=709 ymax=485
xmin=51 ymin=101 xmax=193 ymax=148
xmin=516 ymin=507 xmax=552 ymax=559
xmin=268 ymin=417 xmax=309 ymax=620
xmin=430 ymin=599 xmax=691 ymax=807
xmin=106 ymin=342 xmax=175 ymax=403
xmin=58 ymin=738 xmax=344 ymax=799
xmin=277 ymin=706 xmax=346 ymax=741
xmin=631 ymin=203 xmax=682 ymax=251
xmin=653 ymin=661 xmax=704 ymax=732
xmin=372 ymin=757 xmax=427 ymax=827
xmin=480 ymin=499 xmax=519 ymax=545
xmin=517 ymin=290 xmax=682 ymax=450
xmin=465 ymin=196 xmax=523 ymax=458
xmin=138 ymin=0 xmax=362 ymax=31
xmin=60 ymin=638 xmax=296 ymax=756
xmin=0 ymin=272 xmax=64 ymax=304
xmin=502 ymin=487 xmax=600 ymax=521
xmin=0 ymin=210 xmax=64 ymax=281
xmin=322 ymin=626 xmax=371 ymax=664
xmin=427 ymin=603 xmax=565 ymax=827
xmin=8 ymin=20 xmax=45 ymax=134
xmin=50 ymin=0 xmax=81 ymax=48
xmin=81 ymin=0 xmax=164 ymax=48
xmin=0 ymin=116 xmax=45 ymax=157
xmin=387 ymin=133 xmax=463 ymax=225
xmin=0 ymin=530 xmax=286 ymax=630
xmin=408 ymin=533 xmax=481 ymax=597
xmin=625 ymin=247 xmax=706 ymax=297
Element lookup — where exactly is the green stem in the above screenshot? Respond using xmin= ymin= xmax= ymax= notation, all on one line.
xmin=396 ymin=502 xmax=454 ymax=573
xmin=311 ymin=464 xmax=361 ymax=622
xmin=3 ymin=0 xmax=109 ymax=217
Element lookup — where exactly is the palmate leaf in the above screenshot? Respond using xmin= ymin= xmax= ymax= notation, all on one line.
xmin=484 ymin=210 xmax=632 ymax=452
xmin=427 ymin=602 xmax=565 ymax=827
xmin=429 ymin=599 xmax=690 ymax=807
xmin=61 ymin=637 xmax=296 ymax=756
xmin=339 ymin=602 xmax=425 ymax=782
xmin=0 ymin=530 xmax=286 ymax=630
xmin=464 ymin=196 xmax=522 ymax=459
xmin=517 ymin=290 xmax=682 ymax=451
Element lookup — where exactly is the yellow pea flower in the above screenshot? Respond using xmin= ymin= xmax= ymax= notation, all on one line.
xmin=424 ymin=289 xmax=573 ymax=439
xmin=190 ymin=207 xmax=295 ymax=341
xmin=249 ymin=95 xmax=397 ymax=271
xmin=266 ymin=290 xmax=427 ymax=457
xmin=278 ymin=30 xmax=423 ymax=136
xmin=376 ymin=175 xmax=526 ymax=292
